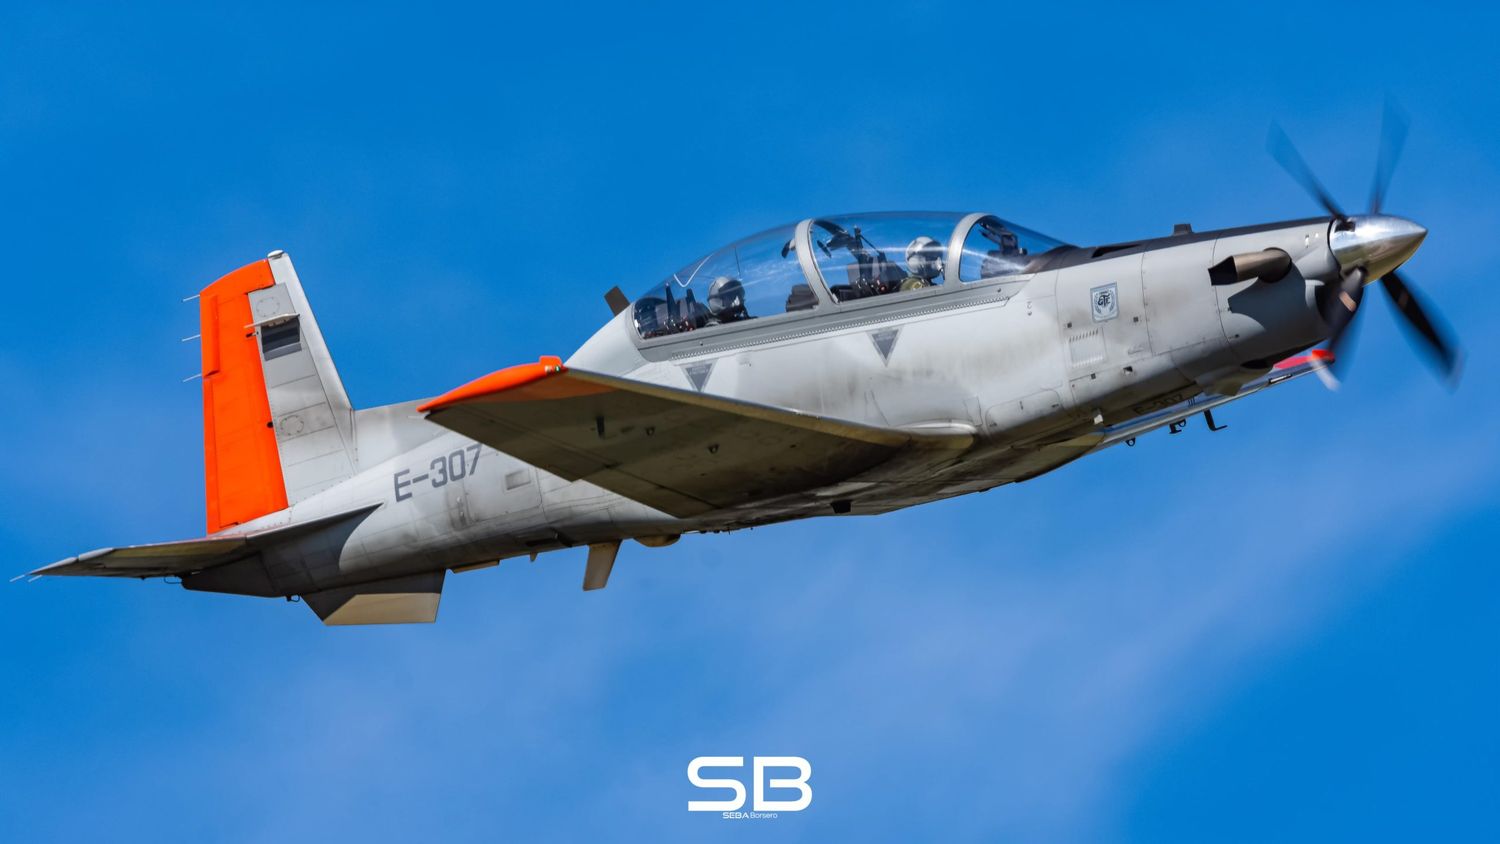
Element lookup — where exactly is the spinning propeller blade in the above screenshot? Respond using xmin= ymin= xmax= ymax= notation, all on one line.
xmin=1267 ymin=103 xmax=1461 ymax=386
xmin=1379 ymin=270 xmax=1461 ymax=381
xmin=1267 ymin=122 xmax=1347 ymax=220
xmin=1324 ymin=267 xmax=1366 ymax=365
xmin=1370 ymin=98 xmax=1409 ymax=215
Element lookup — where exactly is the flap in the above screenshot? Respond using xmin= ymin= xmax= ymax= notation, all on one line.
xmin=418 ymin=358 xmax=970 ymax=517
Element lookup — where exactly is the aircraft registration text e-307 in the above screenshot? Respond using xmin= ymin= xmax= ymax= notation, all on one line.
xmin=393 ymin=444 xmax=481 ymax=501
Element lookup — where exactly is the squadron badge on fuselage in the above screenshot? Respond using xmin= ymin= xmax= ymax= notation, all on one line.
xmin=1091 ymin=283 xmax=1119 ymax=322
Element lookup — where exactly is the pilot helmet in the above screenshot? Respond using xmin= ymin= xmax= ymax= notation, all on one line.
xmin=905 ymin=236 xmax=944 ymax=280
xmin=707 ymin=276 xmax=746 ymax=316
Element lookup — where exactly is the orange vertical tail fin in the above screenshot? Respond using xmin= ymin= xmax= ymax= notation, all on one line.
xmin=199 ymin=260 xmax=288 ymax=533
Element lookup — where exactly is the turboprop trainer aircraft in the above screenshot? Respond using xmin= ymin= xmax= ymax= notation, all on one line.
xmin=32 ymin=113 xmax=1460 ymax=624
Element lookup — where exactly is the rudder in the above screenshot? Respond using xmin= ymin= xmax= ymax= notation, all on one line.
xmin=198 ymin=251 xmax=356 ymax=533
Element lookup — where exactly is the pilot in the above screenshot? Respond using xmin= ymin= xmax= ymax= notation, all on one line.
xmin=901 ymin=236 xmax=944 ymax=290
xmin=706 ymin=276 xmax=750 ymax=324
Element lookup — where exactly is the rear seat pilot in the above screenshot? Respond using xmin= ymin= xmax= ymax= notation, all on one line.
xmin=706 ymin=276 xmax=750 ymax=324
xmin=901 ymin=236 xmax=945 ymax=290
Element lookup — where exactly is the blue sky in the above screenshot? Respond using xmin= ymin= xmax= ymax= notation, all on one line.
xmin=2 ymin=2 xmax=1497 ymax=841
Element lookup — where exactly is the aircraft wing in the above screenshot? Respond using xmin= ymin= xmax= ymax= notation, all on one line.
xmin=418 ymin=357 xmax=971 ymax=517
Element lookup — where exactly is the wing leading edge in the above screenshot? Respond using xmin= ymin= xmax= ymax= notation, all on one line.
xmin=418 ymin=358 xmax=971 ymax=517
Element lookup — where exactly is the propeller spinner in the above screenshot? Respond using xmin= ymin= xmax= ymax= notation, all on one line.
xmin=1267 ymin=102 xmax=1461 ymax=384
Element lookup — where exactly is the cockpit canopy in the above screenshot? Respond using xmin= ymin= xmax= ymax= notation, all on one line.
xmin=635 ymin=223 xmax=806 ymax=339
xmin=633 ymin=212 xmax=1066 ymax=340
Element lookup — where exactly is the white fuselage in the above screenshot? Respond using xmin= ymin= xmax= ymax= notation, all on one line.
xmin=192 ymin=217 xmax=1337 ymax=599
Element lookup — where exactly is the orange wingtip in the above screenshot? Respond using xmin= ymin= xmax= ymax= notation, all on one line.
xmin=417 ymin=356 xmax=566 ymax=413
xmin=1273 ymin=348 xmax=1334 ymax=370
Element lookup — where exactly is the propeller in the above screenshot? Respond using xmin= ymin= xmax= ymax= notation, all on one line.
xmin=1379 ymin=268 xmax=1460 ymax=375
xmin=1267 ymin=100 xmax=1461 ymax=385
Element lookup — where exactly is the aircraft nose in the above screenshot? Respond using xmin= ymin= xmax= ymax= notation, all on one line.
xmin=1330 ymin=214 xmax=1427 ymax=281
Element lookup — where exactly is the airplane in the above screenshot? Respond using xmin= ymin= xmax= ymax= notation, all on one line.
xmin=29 ymin=110 xmax=1460 ymax=625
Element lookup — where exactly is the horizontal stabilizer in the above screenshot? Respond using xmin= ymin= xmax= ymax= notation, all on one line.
xmin=418 ymin=358 xmax=970 ymax=517
xmin=302 ymin=570 xmax=445 ymax=625
xmin=31 ymin=504 xmax=381 ymax=580
xmin=31 ymin=536 xmax=250 ymax=579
